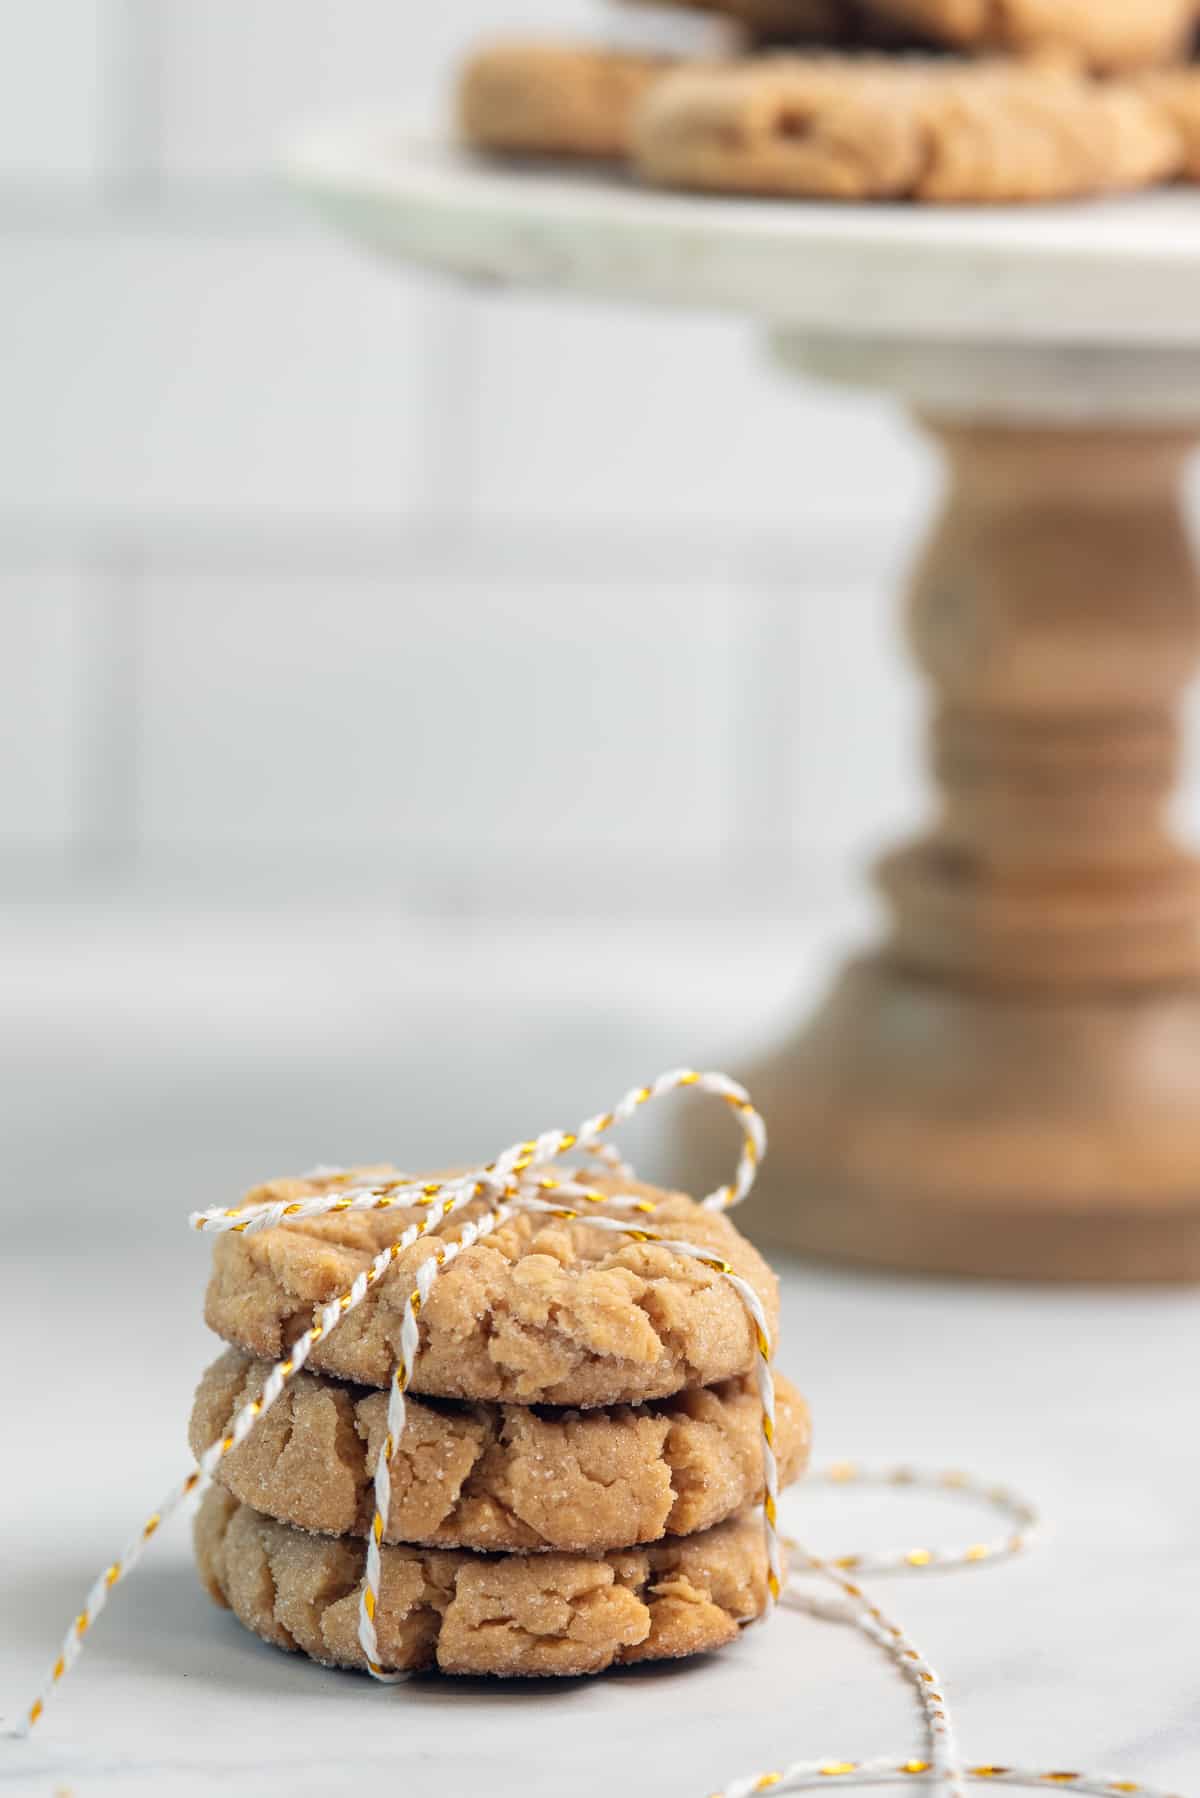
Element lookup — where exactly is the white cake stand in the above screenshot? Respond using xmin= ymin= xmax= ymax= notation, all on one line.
xmin=292 ymin=122 xmax=1200 ymax=1281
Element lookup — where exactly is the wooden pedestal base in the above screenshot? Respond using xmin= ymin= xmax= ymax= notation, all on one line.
xmin=683 ymin=409 xmax=1200 ymax=1280
xmin=729 ymin=958 xmax=1200 ymax=1281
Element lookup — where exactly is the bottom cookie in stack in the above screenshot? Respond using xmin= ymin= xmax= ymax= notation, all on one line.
xmin=197 ymin=1490 xmax=782 ymax=1677
xmin=191 ymin=1350 xmax=810 ymax=1677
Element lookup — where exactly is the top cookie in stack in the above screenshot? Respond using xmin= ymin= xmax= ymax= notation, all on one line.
xmin=458 ymin=0 xmax=1198 ymax=202
xmin=192 ymin=1167 xmax=809 ymax=1679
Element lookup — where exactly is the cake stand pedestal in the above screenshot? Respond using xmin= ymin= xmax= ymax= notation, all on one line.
xmin=292 ymin=125 xmax=1200 ymax=1279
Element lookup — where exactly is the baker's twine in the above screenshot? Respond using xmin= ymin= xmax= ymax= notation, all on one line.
xmin=2 ymin=1071 xmax=1184 ymax=1798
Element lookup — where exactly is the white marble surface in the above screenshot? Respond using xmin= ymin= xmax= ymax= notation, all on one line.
xmin=2 ymin=908 xmax=1199 ymax=1796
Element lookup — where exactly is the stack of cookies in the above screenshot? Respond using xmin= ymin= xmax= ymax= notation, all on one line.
xmin=459 ymin=0 xmax=1200 ymax=202
xmin=191 ymin=1169 xmax=808 ymax=1678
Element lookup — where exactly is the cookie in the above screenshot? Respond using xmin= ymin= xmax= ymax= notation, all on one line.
xmin=632 ymin=57 xmax=1183 ymax=201
xmin=861 ymin=1 xmax=1199 ymax=72
xmin=196 ymin=1488 xmax=777 ymax=1677
xmin=190 ymin=1347 xmax=810 ymax=1554
xmin=458 ymin=41 xmax=676 ymax=160
xmin=628 ymin=0 xmax=926 ymax=49
xmin=633 ymin=0 xmax=846 ymax=34
xmin=204 ymin=1171 xmax=779 ymax=1406
xmin=1139 ymin=68 xmax=1200 ymax=177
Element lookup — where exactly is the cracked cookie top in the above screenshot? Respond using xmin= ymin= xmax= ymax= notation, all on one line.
xmin=190 ymin=1346 xmax=810 ymax=1553
xmin=204 ymin=1170 xmax=780 ymax=1406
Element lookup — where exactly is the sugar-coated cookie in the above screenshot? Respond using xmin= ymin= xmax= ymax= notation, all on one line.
xmin=205 ymin=1170 xmax=779 ymax=1406
xmin=196 ymin=1489 xmax=779 ymax=1677
xmin=632 ymin=56 xmax=1183 ymax=201
xmin=191 ymin=1347 xmax=810 ymax=1553
xmin=459 ymin=41 xmax=677 ymax=160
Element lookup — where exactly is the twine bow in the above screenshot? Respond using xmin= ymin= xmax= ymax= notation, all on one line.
xmin=193 ymin=1067 xmax=778 ymax=1682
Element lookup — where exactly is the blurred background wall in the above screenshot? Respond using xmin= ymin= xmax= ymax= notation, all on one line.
xmin=0 ymin=0 xmax=941 ymax=909
xmin=4 ymin=2 xmax=1199 ymax=1245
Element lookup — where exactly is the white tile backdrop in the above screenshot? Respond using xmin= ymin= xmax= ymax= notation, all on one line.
xmin=2 ymin=1 xmax=1196 ymax=917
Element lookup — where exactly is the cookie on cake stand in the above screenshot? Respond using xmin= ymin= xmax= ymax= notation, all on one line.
xmin=288 ymin=117 xmax=1200 ymax=1281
